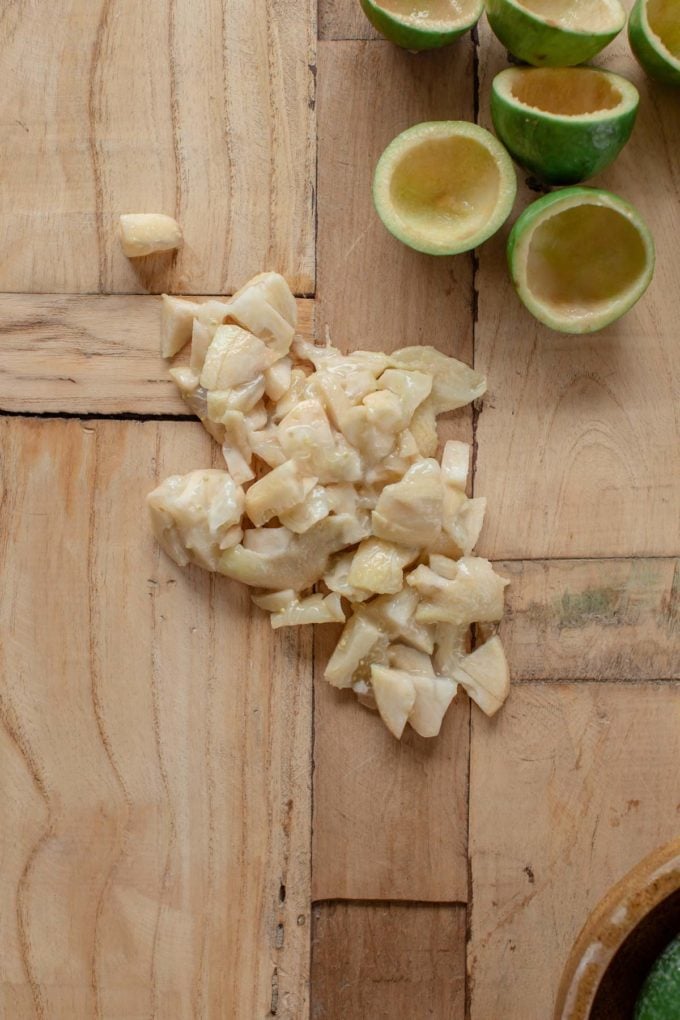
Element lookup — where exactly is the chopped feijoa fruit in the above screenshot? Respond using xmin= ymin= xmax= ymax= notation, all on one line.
xmin=491 ymin=67 xmax=639 ymax=185
xmin=148 ymin=272 xmax=512 ymax=740
xmin=373 ymin=121 xmax=516 ymax=256
xmin=507 ymin=187 xmax=654 ymax=334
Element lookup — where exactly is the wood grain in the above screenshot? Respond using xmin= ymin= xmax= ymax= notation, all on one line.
xmin=311 ymin=901 xmax=466 ymax=1019
xmin=319 ymin=0 xmax=380 ymax=39
xmin=0 ymin=294 xmax=314 ymax=415
xmin=498 ymin=558 xmax=680 ymax=681
xmin=312 ymin=38 xmax=475 ymax=904
xmin=468 ymin=682 xmax=680 ymax=1020
xmin=474 ymin=24 xmax=680 ymax=560
xmin=0 ymin=0 xmax=315 ymax=295
xmin=0 ymin=418 xmax=311 ymax=1018
xmin=316 ymin=39 xmax=475 ymax=356
xmin=312 ymin=628 xmax=469 ymax=902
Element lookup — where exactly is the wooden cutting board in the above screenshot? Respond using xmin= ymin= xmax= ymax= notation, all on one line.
xmin=0 ymin=2 xmax=678 ymax=1018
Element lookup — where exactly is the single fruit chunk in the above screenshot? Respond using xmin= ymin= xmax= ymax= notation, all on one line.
xmin=450 ymin=636 xmax=510 ymax=716
xmin=119 ymin=213 xmax=183 ymax=257
xmin=635 ymin=935 xmax=680 ymax=1020
xmin=370 ymin=665 xmax=417 ymax=739
xmin=629 ymin=0 xmax=680 ymax=86
xmin=373 ymin=121 xmax=517 ymax=255
xmin=507 ymin=187 xmax=654 ymax=333
xmin=360 ymin=0 xmax=483 ymax=51
xmin=485 ymin=0 xmax=626 ymax=67
xmin=491 ymin=67 xmax=639 ymax=185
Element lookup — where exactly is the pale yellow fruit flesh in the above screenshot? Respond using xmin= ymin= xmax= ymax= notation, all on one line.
xmin=515 ymin=0 xmax=618 ymax=32
xmin=647 ymin=0 xmax=680 ymax=58
xmin=526 ymin=204 xmax=648 ymax=313
xmin=506 ymin=68 xmax=622 ymax=115
xmin=380 ymin=0 xmax=475 ymax=23
xmin=390 ymin=136 xmax=501 ymax=248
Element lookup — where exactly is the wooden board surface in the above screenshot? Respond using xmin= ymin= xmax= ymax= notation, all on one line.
xmin=474 ymin=23 xmax=680 ymax=561
xmin=1 ymin=0 xmax=680 ymax=1016
xmin=469 ymin=682 xmax=680 ymax=1020
xmin=0 ymin=295 xmax=314 ymax=415
xmin=311 ymin=902 xmax=466 ymax=1019
xmin=499 ymin=558 xmax=680 ymax=681
xmin=0 ymin=419 xmax=312 ymax=1018
xmin=313 ymin=631 xmax=470 ymax=902
xmin=0 ymin=0 xmax=316 ymax=295
xmin=311 ymin=37 xmax=475 ymax=905
xmin=316 ymin=39 xmax=475 ymax=353
xmin=318 ymin=0 xmax=379 ymax=39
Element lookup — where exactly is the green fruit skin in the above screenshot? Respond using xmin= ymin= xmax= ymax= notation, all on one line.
xmin=491 ymin=89 xmax=638 ymax=185
xmin=635 ymin=935 xmax=680 ymax=1020
xmin=485 ymin=0 xmax=621 ymax=66
xmin=507 ymin=187 xmax=654 ymax=333
xmin=360 ymin=0 xmax=478 ymax=50
xmin=628 ymin=0 xmax=680 ymax=86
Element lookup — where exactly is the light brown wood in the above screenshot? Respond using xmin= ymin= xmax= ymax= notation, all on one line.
xmin=0 ymin=0 xmax=315 ymax=295
xmin=319 ymin=0 xmax=380 ymax=39
xmin=474 ymin=25 xmax=680 ymax=560
xmin=311 ymin=901 xmax=467 ymax=1019
xmin=313 ymin=627 xmax=470 ymax=902
xmin=498 ymin=558 xmax=680 ymax=681
xmin=312 ymin=38 xmax=475 ymax=903
xmin=316 ymin=39 xmax=475 ymax=355
xmin=0 ymin=418 xmax=312 ymax=1018
xmin=0 ymin=295 xmax=314 ymax=415
xmin=468 ymin=682 xmax=680 ymax=1020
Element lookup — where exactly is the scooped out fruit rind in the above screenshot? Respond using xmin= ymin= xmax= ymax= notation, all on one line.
xmin=507 ymin=187 xmax=655 ymax=334
xmin=373 ymin=121 xmax=517 ymax=256
xmin=629 ymin=0 xmax=680 ymax=86
xmin=490 ymin=67 xmax=639 ymax=186
xmin=360 ymin=0 xmax=483 ymax=50
xmin=485 ymin=0 xmax=626 ymax=66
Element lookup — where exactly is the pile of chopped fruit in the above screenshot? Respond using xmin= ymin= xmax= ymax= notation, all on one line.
xmin=148 ymin=272 xmax=510 ymax=739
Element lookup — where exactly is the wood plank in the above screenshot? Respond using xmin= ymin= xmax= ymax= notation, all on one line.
xmin=474 ymin=24 xmax=680 ymax=560
xmin=312 ymin=627 xmax=469 ymax=902
xmin=468 ymin=682 xmax=680 ymax=1020
xmin=312 ymin=38 xmax=474 ymax=904
xmin=0 ymin=295 xmax=314 ymax=415
xmin=316 ymin=39 xmax=475 ymax=356
xmin=319 ymin=0 xmax=379 ymax=39
xmin=311 ymin=902 xmax=466 ymax=1019
xmin=0 ymin=0 xmax=315 ymax=295
xmin=499 ymin=558 xmax=680 ymax=681
xmin=0 ymin=418 xmax=311 ymax=1018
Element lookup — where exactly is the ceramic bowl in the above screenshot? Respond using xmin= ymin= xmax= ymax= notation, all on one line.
xmin=555 ymin=837 xmax=680 ymax=1018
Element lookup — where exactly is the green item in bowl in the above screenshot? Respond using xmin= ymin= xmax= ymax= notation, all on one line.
xmin=635 ymin=934 xmax=680 ymax=1020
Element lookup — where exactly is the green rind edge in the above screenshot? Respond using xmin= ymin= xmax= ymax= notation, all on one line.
xmin=628 ymin=0 xmax=680 ymax=86
xmin=634 ymin=936 xmax=680 ymax=1020
xmin=490 ymin=77 xmax=638 ymax=184
xmin=360 ymin=0 xmax=481 ymax=49
xmin=485 ymin=0 xmax=624 ymax=66
xmin=507 ymin=186 xmax=655 ymax=333
xmin=373 ymin=122 xmax=517 ymax=256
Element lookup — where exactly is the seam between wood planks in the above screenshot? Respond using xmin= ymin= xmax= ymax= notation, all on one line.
xmin=467 ymin=26 xmax=481 ymax=1020
xmin=0 ymin=410 xmax=197 ymax=423
xmin=311 ymin=897 xmax=469 ymax=907
xmin=0 ymin=290 xmax=317 ymax=299
xmin=506 ymin=677 xmax=680 ymax=687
